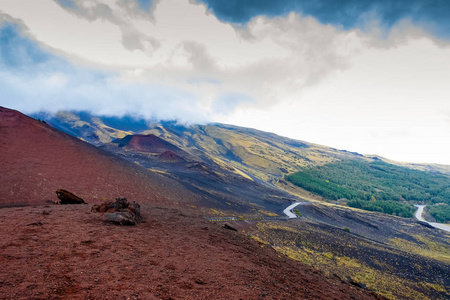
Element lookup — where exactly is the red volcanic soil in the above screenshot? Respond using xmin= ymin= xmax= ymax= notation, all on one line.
xmin=0 ymin=107 xmax=201 ymax=207
xmin=0 ymin=204 xmax=380 ymax=299
xmin=118 ymin=134 xmax=182 ymax=154
xmin=0 ymin=107 xmax=380 ymax=299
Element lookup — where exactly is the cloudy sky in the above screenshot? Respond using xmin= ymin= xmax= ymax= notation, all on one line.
xmin=1 ymin=0 xmax=450 ymax=165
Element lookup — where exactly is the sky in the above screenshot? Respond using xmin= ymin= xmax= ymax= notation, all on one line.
xmin=1 ymin=0 xmax=450 ymax=165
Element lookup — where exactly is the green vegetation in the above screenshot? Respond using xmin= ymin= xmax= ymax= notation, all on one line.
xmin=343 ymin=227 xmax=350 ymax=232
xmin=294 ymin=209 xmax=301 ymax=217
xmin=428 ymin=204 xmax=450 ymax=223
xmin=347 ymin=200 xmax=414 ymax=218
xmin=285 ymin=160 xmax=450 ymax=218
xmin=390 ymin=235 xmax=450 ymax=264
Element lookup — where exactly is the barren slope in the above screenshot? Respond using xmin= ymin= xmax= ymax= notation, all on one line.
xmin=0 ymin=204 xmax=380 ymax=299
xmin=0 ymin=107 xmax=380 ymax=299
xmin=0 ymin=107 xmax=201 ymax=207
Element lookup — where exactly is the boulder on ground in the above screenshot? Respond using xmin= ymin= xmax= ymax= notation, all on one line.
xmin=55 ymin=189 xmax=87 ymax=204
xmin=222 ymin=223 xmax=237 ymax=231
xmin=104 ymin=211 xmax=137 ymax=226
xmin=92 ymin=197 xmax=141 ymax=225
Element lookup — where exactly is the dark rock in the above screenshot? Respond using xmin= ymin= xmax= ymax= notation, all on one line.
xmin=91 ymin=203 xmax=110 ymax=213
xmin=222 ymin=223 xmax=237 ymax=231
xmin=104 ymin=211 xmax=136 ymax=225
xmin=55 ymin=189 xmax=87 ymax=205
xmin=91 ymin=197 xmax=128 ymax=213
xmin=27 ymin=222 xmax=43 ymax=226
xmin=194 ymin=279 xmax=205 ymax=285
xmin=347 ymin=277 xmax=366 ymax=289
xmin=127 ymin=200 xmax=141 ymax=223
xmin=112 ymin=197 xmax=128 ymax=211
xmin=92 ymin=197 xmax=141 ymax=225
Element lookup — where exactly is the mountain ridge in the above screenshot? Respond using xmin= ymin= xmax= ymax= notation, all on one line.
xmin=0 ymin=105 xmax=386 ymax=299
xmin=32 ymin=110 xmax=450 ymax=178
xmin=2 ymin=106 xmax=449 ymax=299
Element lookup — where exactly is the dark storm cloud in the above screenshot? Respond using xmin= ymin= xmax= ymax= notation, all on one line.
xmin=197 ymin=0 xmax=450 ymax=38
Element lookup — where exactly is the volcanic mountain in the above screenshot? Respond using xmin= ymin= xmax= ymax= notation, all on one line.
xmin=0 ymin=106 xmax=202 ymax=207
xmin=26 ymin=109 xmax=450 ymax=299
xmin=0 ymin=107 xmax=281 ymax=214
xmin=0 ymin=106 xmax=383 ymax=299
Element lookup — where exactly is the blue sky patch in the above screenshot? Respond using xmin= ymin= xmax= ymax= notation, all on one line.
xmin=55 ymin=0 xmax=77 ymax=9
xmin=0 ymin=23 xmax=51 ymax=69
xmin=135 ymin=0 xmax=154 ymax=12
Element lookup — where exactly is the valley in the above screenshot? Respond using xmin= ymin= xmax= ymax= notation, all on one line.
xmin=0 ymin=106 xmax=449 ymax=299
xmin=2 ymin=1 xmax=449 ymax=299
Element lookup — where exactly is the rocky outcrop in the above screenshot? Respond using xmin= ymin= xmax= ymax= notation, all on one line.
xmin=55 ymin=189 xmax=87 ymax=204
xmin=92 ymin=197 xmax=141 ymax=225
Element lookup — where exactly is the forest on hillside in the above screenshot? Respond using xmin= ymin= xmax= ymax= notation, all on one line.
xmin=285 ymin=160 xmax=450 ymax=221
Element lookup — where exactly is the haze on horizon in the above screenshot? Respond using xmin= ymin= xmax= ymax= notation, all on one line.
xmin=1 ymin=0 xmax=450 ymax=165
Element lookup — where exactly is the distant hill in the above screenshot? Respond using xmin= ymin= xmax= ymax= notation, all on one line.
xmin=1 ymin=105 xmax=384 ymax=299
xmin=32 ymin=110 xmax=450 ymax=181
xmin=31 ymin=110 xmax=450 ymax=221
xmin=4 ymin=107 xmax=449 ymax=299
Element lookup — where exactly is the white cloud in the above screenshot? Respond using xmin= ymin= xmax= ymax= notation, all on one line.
xmin=0 ymin=0 xmax=354 ymax=104
xmin=1 ymin=0 xmax=450 ymax=164
xmin=221 ymin=37 xmax=450 ymax=165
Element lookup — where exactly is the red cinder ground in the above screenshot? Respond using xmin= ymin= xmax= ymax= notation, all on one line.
xmin=0 ymin=107 xmax=381 ymax=299
xmin=121 ymin=134 xmax=181 ymax=154
xmin=0 ymin=106 xmax=201 ymax=207
xmin=0 ymin=204 xmax=381 ymax=299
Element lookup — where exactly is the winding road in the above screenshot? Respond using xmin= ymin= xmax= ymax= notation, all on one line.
xmin=283 ymin=202 xmax=307 ymax=218
xmin=284 ymin=202 xmax=450 ymax=234
xmin=414 ymin=204 xmax=450 ymax=233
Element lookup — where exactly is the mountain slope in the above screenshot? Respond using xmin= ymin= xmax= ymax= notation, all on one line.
xmin=28 ymin=110 xmax=450 ymax=225
xmin=2 ymin=107 xmax=292 ymax=216
xmin=27 ymin=110 xmax=306 ymax=216
xmin=0 ymin=107 xmax=207 ymax=207
xmin=33 ymin=111 xmax=450 ymax=183
xmin=34 ymin=111 xmax=450 ymax=222
xmin=0 ymin=106 xmax=382 ymax=299
xmin=24 ymin=109 xmax=450 ymax=299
